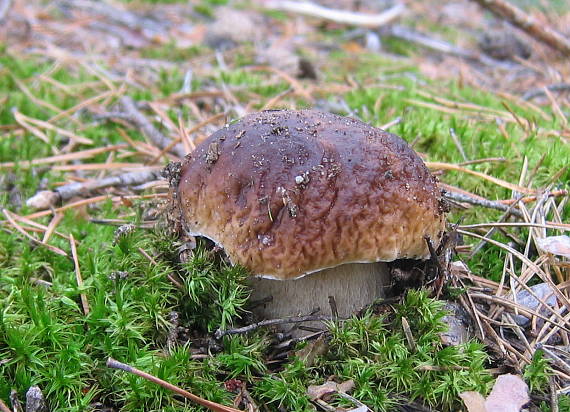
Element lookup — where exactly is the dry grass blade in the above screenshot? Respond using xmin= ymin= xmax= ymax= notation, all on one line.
xmin=14 ymin=111 xmax=93 ymax=145
xmin=460 ymin=222 xmax=570 ymax=232
xmin=70 ymin=234 xmax=90 ymax=315
xmin=2 ymin=209 xmax=67 ymax=256
xmin=50 ymin=90 xmax=117 ymax=123
xmin=468 ymin=292 xmax=570 ymax=334
xmin=459 ymin=229 xmax=570 ymax=321
xmin=24 ymin=193 xmax=167 ymax=220
xmin=42 ymin=213 xmax=64 ymax=244
xmin=0 ymin=144 xmax=128 ymax=169
xmin=427 ymin=162 xmax=535 ymax=194
xmin=106 ymin=358 xmax=244 ymax=412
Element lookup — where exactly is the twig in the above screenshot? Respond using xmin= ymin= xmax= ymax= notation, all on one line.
xmin=70 ymin=234 xmax=90 ymax=315
xmin=442 ymin=190 xmax=523 ymax=218
xmin=264 ymin=1 xmax=405 ymax=28
xmin=550 ymin=374 xmax=559 ymax=412
xmin=119 ymin=96 xmax=186 ymax=158
xmin=469 ymin=0 xmax=570 ymax=56
xmin=386 ymin=25 xmax=514 ymax=68
xmin=523 ymin=83 xmax=570 ymax=101
xmin=106 ymin=358 xmax=243 ymax=412
xmin=26 ymin=169 xmax=161 ymax=210
xmin=215 ymin=315 xmax=332 ymax=339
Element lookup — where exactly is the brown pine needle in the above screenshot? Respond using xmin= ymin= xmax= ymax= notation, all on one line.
xmin=499 ymin=189 xmax=568 ymax=205
xmin=24 ymin=193 xmax=168 ymax=220
xmin=70 ymin=234 xmax=90 ymax=315
xmin=48 ymin=90 xmax=117 ymax=123
xmin=460 ymin=221 xmax=570 ymax=232
xmin=2 ymin=209 xmax=67 ymax=256
xmin=0 ymin=144 xmax=128 ymax=169
xmin=14 ymin=111 xmax=93 ymax=145
xmin=427 ymin=161 xmax=535 ymax=194
xmin=42 ymin=213 xmax=64 ymax=244
xmin=13 ymin=111 xmax=53 ymax=146
xmin=52 ymin=162 xmax=149 ymax=171
xmin=106 ymin=358 xmax=244 ymax=412
xmin=458 ymin=229 xmax=570 ymax=316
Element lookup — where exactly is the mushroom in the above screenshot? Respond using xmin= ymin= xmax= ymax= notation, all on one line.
xmin=170 ymin=110 xmax=447 ymax=331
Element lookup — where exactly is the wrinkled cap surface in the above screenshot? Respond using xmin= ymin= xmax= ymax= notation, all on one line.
xmin=175 ymin=110 xmax=446 ymax=279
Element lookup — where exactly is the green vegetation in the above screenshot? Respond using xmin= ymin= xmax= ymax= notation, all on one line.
xmin=1 ymin=8 xmax=569 ymax=410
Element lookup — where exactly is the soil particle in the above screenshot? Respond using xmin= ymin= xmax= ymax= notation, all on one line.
xmin=205 ymin=141 xmax=221 ymax=164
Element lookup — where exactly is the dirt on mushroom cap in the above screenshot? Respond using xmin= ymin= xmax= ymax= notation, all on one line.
xmin=174 ymin=110 xmax=447 ymax=280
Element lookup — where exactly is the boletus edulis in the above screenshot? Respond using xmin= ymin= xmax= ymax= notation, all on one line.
xmin=168 ymin=110 xmax=447 ymax=332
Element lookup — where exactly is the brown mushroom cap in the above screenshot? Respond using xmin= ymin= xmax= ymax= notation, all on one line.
xmin=175 ymin=110 xmax=446 ymax=280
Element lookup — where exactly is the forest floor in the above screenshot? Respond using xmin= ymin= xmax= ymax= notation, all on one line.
xmin=1 ymin=0 xmax=570 ymax=411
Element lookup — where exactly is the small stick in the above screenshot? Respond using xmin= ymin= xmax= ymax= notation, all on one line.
xmin=443 ymin=190 xmax=523 ymax=218
xmin=119 ymin=96 xmax=186 ymax=158
xmin=523 ymin=83 xmax=570 ymax=101
xmin=70 ymin=234 xmax=90 ymax=315
xmin=106 ymin=358 xmax=243 ymax=412
xmin=265 ymin=1 xmax=405 ymax=27
xmin=469 ymin=0 xmax=570 ymax=56
xmin=26 ymin=169 xmax=161 ymax=210
xmin=215 ymin=315 xmax=332 ymax=339
xmin=550 ymin=375 xmax=559 ymax=412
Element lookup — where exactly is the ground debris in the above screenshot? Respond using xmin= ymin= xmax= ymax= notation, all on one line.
xmin=25 ymin=386 xmax=47 ymax=412
xmin=460 ymin=374 xmax=529 ymax=412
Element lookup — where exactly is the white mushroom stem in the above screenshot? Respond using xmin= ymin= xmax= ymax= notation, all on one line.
xmin=249 ymin=262 xmax=390 ymax=336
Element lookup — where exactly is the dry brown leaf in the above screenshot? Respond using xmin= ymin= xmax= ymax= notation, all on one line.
xmin=295 ymin=334 xmax=328 ymax=367
xmin=307 ymin=379 xmax=354 ymax=401
xmin=486 ymin=374 xmax=529 ymax=412
xmin=536 ymin=235 xmax=570 ymax=258
xmin=460 ymin=374 xmax=529 ymax=412
xmin=459 ymin=391 xmax=487 ymax=412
